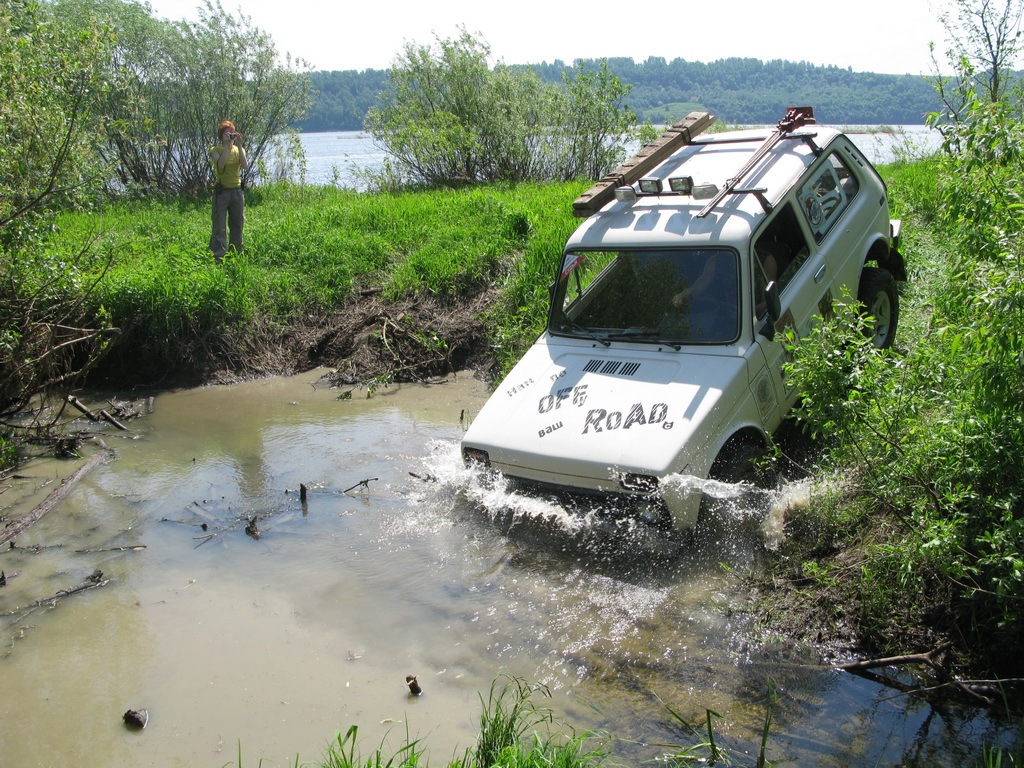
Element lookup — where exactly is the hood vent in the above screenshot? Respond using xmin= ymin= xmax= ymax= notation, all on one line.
xmin=583 ymin=359 xmax=642 ymax=376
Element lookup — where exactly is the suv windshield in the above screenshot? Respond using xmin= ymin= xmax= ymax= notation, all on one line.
xmin=549 ymin=249 xmax=739 ymax=344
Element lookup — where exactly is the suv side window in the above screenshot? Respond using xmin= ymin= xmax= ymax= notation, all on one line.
xmin=799 ymin=152 xmax=859 ymax=242
xmin=752 ymin=203 xmax=810 ymax=316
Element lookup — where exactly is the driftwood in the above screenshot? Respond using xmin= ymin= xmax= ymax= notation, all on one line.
xmin=99 ymin=409 xmax=128 ymax=431
xmin=838 ymin=644 xmax=952 ymax=675
xmin=65 ymin=395 xmax=130 ymax=430
xmin=0 ymin=448 xmax=113 ymax=547
xmin=1 ymin=569 xmax=109 ymax=617
xmin=837 ymin=643 xmax=1016 ymax=707
xmin=66 ymin=394 xmax=100 ymax=421
xmin=73 ymin=545 xmax=146 ymax=554
xmin=343 ymin=477 xmax=378 ymax=494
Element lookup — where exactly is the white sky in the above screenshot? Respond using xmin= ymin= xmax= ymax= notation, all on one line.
xmin=145 ymin=0 xmax=954 ymax=76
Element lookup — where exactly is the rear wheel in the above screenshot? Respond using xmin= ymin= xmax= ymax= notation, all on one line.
xmin=858 ymin=267 xmax=899 ymax=349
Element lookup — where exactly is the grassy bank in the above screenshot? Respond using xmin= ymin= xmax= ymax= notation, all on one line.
xmin=45 ymin=181 xmax=588 ymax=382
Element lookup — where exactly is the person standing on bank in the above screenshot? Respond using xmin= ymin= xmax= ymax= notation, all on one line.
xmin=209 ymin=120 xmax=248 ymax=262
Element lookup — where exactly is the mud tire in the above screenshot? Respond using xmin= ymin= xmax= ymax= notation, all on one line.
xmin=857 ymin=267 xmax=899 ymax=349
xmin=710 ymin=440 xmax=765 ymax=485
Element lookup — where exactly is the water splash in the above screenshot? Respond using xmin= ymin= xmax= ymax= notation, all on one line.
xmin=414 ymin=440 xmax=595 ymax=534
xmin=412 ymin=440 xmax=811 ymax=546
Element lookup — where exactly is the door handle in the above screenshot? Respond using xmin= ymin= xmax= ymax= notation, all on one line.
xmin=814 ymin=264 xmax=827 ymax=283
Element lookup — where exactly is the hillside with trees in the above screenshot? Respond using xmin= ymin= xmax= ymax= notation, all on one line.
xmin=298 ymin=56 xmax=941 ymax=132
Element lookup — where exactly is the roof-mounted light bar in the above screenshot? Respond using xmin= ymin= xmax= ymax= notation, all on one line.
xmin=613 ymin=176 xmax=720 ymax=205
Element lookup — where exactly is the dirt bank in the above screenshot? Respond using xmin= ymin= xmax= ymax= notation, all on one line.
xmin=90 ymin=286 xmax=506 ymax=391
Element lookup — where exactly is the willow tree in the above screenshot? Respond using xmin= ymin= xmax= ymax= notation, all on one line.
xmin=366 ymin=29 xmax=643 ymax=186
xmin=50 ymin=0 xmax=314 ymax=194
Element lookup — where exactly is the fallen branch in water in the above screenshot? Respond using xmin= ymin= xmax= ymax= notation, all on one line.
xmin=1 ymin=568 xmax=109 ymax=617
xmin=0 ymin=448 xmax=113 ymax=547
xmin=99 ymin=409 xmax=128 ymax=431
xmin=1 ymin=542 xmax=63 ymax=554
xmin=838 ymin=643 xmax=1001 ymax=706
xmin=838 ymin=644 xmax=951 ymax=675
xmin=73 ymin=545 xmax=146 ymax=554
xmin=343 ymin=477 xmax=378 ymax=494
xmin=66 ymin=394 xmax=99 ymax=421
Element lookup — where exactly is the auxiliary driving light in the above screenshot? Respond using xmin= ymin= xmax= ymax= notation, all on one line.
xmin=638 ymin=177 xmax=662 ymax=194
xmin=613 ymin=185 xmax=637 ymax=203
xmin=668 ymin=176 xmax=694 ymax=194
xmin=692 ymin=183 xmax=720 ymax=200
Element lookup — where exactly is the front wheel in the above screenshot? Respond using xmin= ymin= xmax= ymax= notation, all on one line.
xmin=857 ymin=267 xmax=899 ymax=349
xmin=699 ymin=439 xmax=776 ymax=525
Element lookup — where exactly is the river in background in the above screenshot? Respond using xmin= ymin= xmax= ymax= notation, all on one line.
xmin=298 ymin=126 xmax=942 ymax=189
xmin=0 ymin=371 xmax=1017 ymax=767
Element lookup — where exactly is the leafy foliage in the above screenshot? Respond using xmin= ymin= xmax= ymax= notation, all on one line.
xmin=784 ymin=83 xmax=1024 ymax=670
xmin=365 ymin=30 xmax=640 ymax=185
xmin=50 ymin=0 xmax=313 ymax=194
xmin=0 ymin=0 xmax=116 ymax=422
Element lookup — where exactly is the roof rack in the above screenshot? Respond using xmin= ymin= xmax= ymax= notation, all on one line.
xmin=695 ymin=106 xmax=816 ymax=218
xmin=572 ymin=111 xmax=716 ymax=217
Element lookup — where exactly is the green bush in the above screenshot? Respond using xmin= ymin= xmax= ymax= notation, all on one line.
xmin=365 ymin=30 xmax=640 ymax=186
xmin=784 ymin=101 xmax=1024 ymax=668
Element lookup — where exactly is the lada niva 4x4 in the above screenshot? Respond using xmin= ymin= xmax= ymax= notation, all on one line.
xmin=461 ymin=107 xmax=906 ymax=531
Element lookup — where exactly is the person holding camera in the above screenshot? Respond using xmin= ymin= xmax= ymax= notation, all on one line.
xmin=209 ymin=120 xmax=248 ymax=262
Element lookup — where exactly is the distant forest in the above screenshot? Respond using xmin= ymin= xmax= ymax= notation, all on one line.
xmin=296 ymin=56 xmax=942 ymax=133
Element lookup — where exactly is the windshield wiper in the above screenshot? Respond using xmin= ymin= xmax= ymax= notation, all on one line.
xmin=555 ymin=319 xmax=611 ymax=347
xmin=604 ymin=331 xmax=682 ymax=350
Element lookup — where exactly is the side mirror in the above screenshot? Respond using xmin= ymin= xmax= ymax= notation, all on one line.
xmin=762 ymin=281 xmax=781 ymax=341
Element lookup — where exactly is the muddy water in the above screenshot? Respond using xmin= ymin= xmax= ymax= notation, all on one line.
xmin=0 ymin=371 xmax=1012 ymax=767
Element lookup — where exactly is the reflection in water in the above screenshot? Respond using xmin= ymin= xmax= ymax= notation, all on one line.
xmin=0 ymin=370 xmax=1013 ymax=767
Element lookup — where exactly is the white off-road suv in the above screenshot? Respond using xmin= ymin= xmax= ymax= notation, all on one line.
xmin=462 ymin=107 xmax=905 ymax=530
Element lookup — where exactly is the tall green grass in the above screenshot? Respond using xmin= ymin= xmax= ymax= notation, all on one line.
xmin=45 ymin=181 xmax=588 ymax=374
